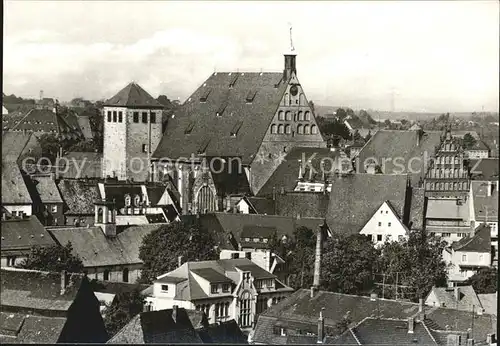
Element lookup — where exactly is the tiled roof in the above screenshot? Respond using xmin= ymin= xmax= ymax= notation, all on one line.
xmin=48 ymin=224 xmax=164 ymax=267
xmin=477 ymin=293 xmax=497 ymax=315
xmin=60 ymin=152 xmax=103 ymax=179
xmin=426 ymin=198 xmax=470 ymax=220
xmin=469 ymin=158 xmax=499 ymax=181
xmin=30 ymin=174 xmax=64 ymax=203
xmin=7 ymin=108 xmax=81 ymax=138
xmin=275 ymin=192 xmax=330 ymax=219
xmin=57 ymin=178 xmax=100 ymax=214
xmin=243 ymin=196 xmax=276 ymax=215
xmin=104 ymin=82 xmax=163 ymax=109
xmin=197 ymin=320 xmax=248 ymax=344
xmin=426 ymin=286 xmax=482 ymax=312
xmin=1 ymin=165 xmax=32 ymax=205
xmin=352 ymin=318 xmax=437 ymax=345
xmin=257 ymin=147 xmax=345 ymax=197
xmin=90 ymin=280 xmax=150 ymax=295
xmin=0 ymin=312 xmax=67 ymax=344
xmin=1 ymin=216 xmax=55 ymax=255
xmin=107 ymin=308 xmax=204 ymax=344
xmin=325 ymin=174 xmax=409 ymax=235
xmin=468 ymin=140 xmax=490 ymax=151
xmin=241 ymin=225 xmax=276 ymax=239
xmin=408 ymin=187 xmax=426 ymax=230
xmin=451 ymin=223 xmax=491 ymax=252
xmin=1 ymin=131 xmax=37 ymax=162
xmin=471 ymin=181 xmax=498 ymax=222
xmin=153 ymin=72 xmax=288 ymax=164
xmin=0 ymin=268 xmax=84 ymax=312
xmin=190 ymin=268 xmax=233 ymax=283
xmin=357 ymin=130 xmax=442 ymax=185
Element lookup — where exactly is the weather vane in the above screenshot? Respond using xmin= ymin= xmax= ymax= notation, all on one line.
xmin=288 ymin=22 xmax=295 ymax=52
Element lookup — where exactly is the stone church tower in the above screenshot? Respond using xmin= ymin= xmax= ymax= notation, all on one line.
xmin=102 ymin=82 xmax=164 ymax=182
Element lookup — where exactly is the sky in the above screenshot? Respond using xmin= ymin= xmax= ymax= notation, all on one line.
xmin=3 ymin=1 xmax=499 ymax=112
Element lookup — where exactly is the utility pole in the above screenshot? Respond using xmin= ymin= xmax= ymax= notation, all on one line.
xmin=395 ymin=272 xmax=399 ymax=301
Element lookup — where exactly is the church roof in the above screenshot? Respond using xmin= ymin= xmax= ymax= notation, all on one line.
xmin=153 ymin=72 xmax=288 ymax=164
xmin=104 ymin=82 xmax=163 ymax=109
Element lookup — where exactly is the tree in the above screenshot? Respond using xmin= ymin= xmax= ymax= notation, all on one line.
xmin=157 ymin=95 xmax=173 ymax=108
xmin=316 ymin=117 xmax=351 ymax=144
xmin=321 ymin=234 xmax=380 ymax=295
xmin=466 ymin=267 xmax=497 ymax=293
xmin=138 ymin=220 xmax=219 ymax=283
xmin=336 ymin=108 xmax=347 ymax=120
xmin=352 ymin=130 xmax=362 ymax=142
xmin=365 ymin=130 xmax=372 ymax=142
xmin=38 ymin=134 xmax=62 ymax=163
xmin=376 ymin=230 xmax=448 ymax=301
xmin=103 ymin=289 xmax=145 ymax=337
xmin=19 ymin=242 xmax=84 ymax=273
xmin=463 ymin=133 xmax=477 ymax=149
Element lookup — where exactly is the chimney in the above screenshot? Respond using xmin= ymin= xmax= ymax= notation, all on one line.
xmin=370 ymin=293 xmax=377 ymax=301
xmin=178 ymin=256 xmax=183 ymax=268
xmin=407 ymin=317 xmax=414 ymax=334
xmin=418 ymin=298 xmax=426 ymax=321
xmin=172 ymin=305 xmax=178 ymax=323
xmin=317 ymin=308 xmax=325 ymax=344
xmin=60 ymin=270 xmax=67 ymax=295
xmin=454 ymin=286 xmax=460 ymax=302
xmin=466 ymin=339 xmax=474 ymax=346
xmin=416 ymin=131 xmax=420 ymax=147
xmin=311 ymin=223 xmax=324 ymax=294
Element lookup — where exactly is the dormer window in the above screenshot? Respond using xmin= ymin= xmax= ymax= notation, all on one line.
xmin=161 ymin=285 xmax=169 ymax=292
xmin=230 ymin=121 xmax=243 ymax=137
xmin=211 ymin=284 xmax=218 ymax=294
xmin=125 ymin=195 xmax=131 ymax=207
xmin=216 ymin=103 xmax=227 ymax=117
xmin=222 ymin=283 xmax=230 ymax=293
xmin=200 ymin=88 xmax=212 ymax=102
xmin=246 ymin=89 xmax=257 ymax=103
xmin=229 ymin=74 xmax=239 ymax=88
xmin=185 ymin=121 xmax=195 ymax=134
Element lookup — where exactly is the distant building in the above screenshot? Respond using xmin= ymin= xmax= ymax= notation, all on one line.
xmin=425 ymin=285 xmax=483 ymax=312
xmin=90 ymin=280 xmax=149 ymax=316
xmin=142 ymin=258 xmax=293 ymax=332
xmin=469 ymin=158 xmax=499 ymax=181
xmin=0 ymin=267 xmax=108 ymax=343
xmin=442 ymin=224 xmax=492 ymax=284
xmin=27 ymin=173 xmax=64 ymax=226
xmin=102 ymin=82 xmax=164 ymax=181
xmin=466 ymin=140 xmax=490 ymax=159
xmin=1 ymin=164 xmax=33 ymax=217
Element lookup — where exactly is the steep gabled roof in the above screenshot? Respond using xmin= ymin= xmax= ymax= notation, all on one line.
xmin=469 ymin=158 xmax=499 ymax=180
xmin=426 ymin=286 xmax=482 ymax=312
xmin=153 ymin=72 xmax=287 ymax=164
xmin=326 ymin=174 xmax=409 ymax=235
xmin=1 ymin=165 xmax=32 ymax=205
xmin=7 ymin=108 xmax=81 ymax=138
xmin=468 ymin=139 xmax=490 ymax=151
xmin=30 ymin=174 xmax=64 ymax=203
xmin=104 ymin=82 xmax=163 ymax=109
xmin=1 ymin=131 xmax=37 ymax=162
xmin=0 ymin=312 xmax=67 ymax=344
xmin=1 ymin=216 xmax=55 ymax=254
xmin=451 ymin=223 xmax=491 ymax=252
xmin=57 ymin=178 xmax=100 ymax=215
xmin=275 ymin=192 xmax=330 ymax=219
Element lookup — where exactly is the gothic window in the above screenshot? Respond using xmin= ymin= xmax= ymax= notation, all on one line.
xmin=453 ymin=182 xmax=458 ymax=190
xmin=283 ymin=94 xmax=289 ymax=106
xmin=239 ymin=291 xmax=252 ymax=328
xmin=122 ymin=268 xmax=129 ymax=283
xmin=278 ymin=111 xmax=284 ymax=121
xmin=299 ymin=93 xmax=305 ymax=105
xmin=134 ymin=195 xmax=141 ymax=207
xmin=304 ymin=111 xmax=311 ymax=121
xmin=125 ymin=195 xmax=131 ymax=207
xmin=285 ymin=124 xmax=291 ymax=134
xmin=285 ymin=111 xmax=292 ymax=121
xmin=444 ymin=182 xmax=449 ymax=190
xmin=197 ymin=186 xmax=216 ymax=213
xmin=311 ymin=125 xmax=318 ymax=134
xmin=271 ymin=124 xmax=277 ymax=134
xmin=298 ymin=111 xmax=304 ymax=121
xmin=304 ymin=125 xmax=310 ymax=134
xmin=278 ymin=124 xmax=284 ymax=134
xmin=297 ymin=124 xmax=303 ymax=134
xmin=454 ymin=168 xmax=458 ymax=178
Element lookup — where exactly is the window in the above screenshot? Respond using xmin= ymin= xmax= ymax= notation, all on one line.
xmin=311 ymin=125 xmax=318 ymax=134
xmin=185 ymin=121 xmax=195 ymax=134
xmin=230 ymin=121 xmax=243 ymax=137
xmin=142 ymin=112 xmax=148 ymax=123
xmin=380 ymin=211 xmax=383 ymax=214
xmin=304 ymin=125 xmax=310 ymax=134
xmin=133 ymin=112 xmax=139 ymax=123
xmin=113 ymin=111 xmax=117 ymax=122
xmin=255 ymin=280 xmax=263 ymax=289
xmin=239 ymin=291 xmax=252 ymax=327
xmin=271 ymin=124 xmax=277 ymax=134
xmin=122 ymin=268 xmax=129 ymax=282
xmin=297 ymin=124 xmax=303 ymax=134
xmin=125 ymin=195 xmax=131 ymax=207
xmin=211 ymin=284 xmax=218 ymax=294
xmin=150 ymin=112 xmax=156 ymax=123
xmin=285 ymin=124 xmax=291 ymax=134
xmin=398 ymin=235 xmax=404 ymax=241
xmin=388 ymin=222 xmax=391 ymax=227
xmin=118 ymin=111 xmax=123 ymax=123
xmin=367 ymin=234 xmax=373 ymax=241
xmin=107 ymin=111 xmax=111 ymax=122
xmin=278 ymin=124 xmax=284 ymax=134
xmin=246 ymin=89 xmax=257 ymax=103
xmin=442 ymin=233 xmax=451 ymax=237
xmin=244 ymin=237 xmax=250 ymax=242
xmin=278 ymin=111 xmax=284 ymax=121
xmin=253 ymin=238 xmax=260 ymax=242
xmin=285 ymin=111 xmax=292 ymax=121
xmin=161 ymin=285 xmax=169 ymax=292
xmin=134 ymin=195 xmax=141 ymax=207
xmin=378 ymin=222 xmax=382 ymax=227
xmin=377 ymin=234 xmax=382 ymax=241
xmin=461 ymin=254 xmax=467 ymax=262
xmin=200 ymin=88 xmax=212 ymax=102
xmin=51 ymin=205 xmax=58 ymax=213
xmin=216 ymin=103 xmax=227 ymax=117
xmin=304 ymin=111 xmax=311 ymax=121
xmin=298 ymin=111 xmax=304 ymax=121
xmin=222 ymin=284 xmax=230 ymax=293
xmin=103 ymin=270 xmax=110 ymax=281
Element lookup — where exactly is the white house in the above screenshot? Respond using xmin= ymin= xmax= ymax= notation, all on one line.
xmin=360 ymin=200 xmax=409 ymax=246
xmin=142 ymin=258 xmax=293 ymax=332
xmin=466 ymin=140 xmax=490 ymax=159
xmin=442 ymin=224 xmax=492 ymax=284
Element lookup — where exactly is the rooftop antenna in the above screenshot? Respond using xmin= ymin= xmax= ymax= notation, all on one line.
xmin=288 ymin=22 xmax=295 ymax=52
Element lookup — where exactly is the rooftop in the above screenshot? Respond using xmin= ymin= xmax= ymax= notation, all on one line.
xmin=57 ymin=178 xmax=100 ymax=215
xmin=451 ymin=223 xmax=491 ymax=253
xmin=471 ymin=181 xmax=498 ymax=222
xmin=104 ymin=82 xmax=163 ymax=109
xmin=1 ymin=216 xmax=55 ymax=255
xmin=426 ymin=198 xmax=470 ymax=220
xmin=426 ymin=286 xmax=482 ymax=312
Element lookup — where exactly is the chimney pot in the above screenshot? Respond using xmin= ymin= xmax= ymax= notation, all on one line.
xmin=407 ymin=317 xmax=414 ymax=334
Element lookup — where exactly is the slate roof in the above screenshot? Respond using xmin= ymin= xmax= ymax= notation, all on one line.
xmin=258 ymin=147 xmax=346 ymax=197
xmin=242 ymin=196 xmax=276 ymax=215
xmin=1 ymin=131 xmax=37 ymax=162
xmin=241 ymin=225 xmax=277 ymax=239
xmin=471 ymin=181 xmax=498 ymax=222
xmin=275 ymin=192 xmax=330 ymax=219
xmin=90 ymin=280 xmax=150 ymax=295
xmin=107 ymin=308 xmax=203 ymax=344
xmin=60 ymin=152 xmax=103 ymax=179
xmin=426 ymin=286 xmax=482 ymax=312
xmin=191 ymin=268 xmax=233 ymax=283
xmin=468 ymin=140 xmax=490 ymax=151
xmin=30 ymin=174 xmax=64 ymax=203
xmin=1 ymin=165 xmax=32 ymax=205
xmin=197 ymin=320 xmax=248 ymax=344
xmin=357 ymin=130 xmax=442 ymax=185
xmin=0 ymin=312 xmax=67 ymax=344
xmin=469 ymin=158 xmax=499 ymax=181
xmin=104 ymin=82 xmax=163 ymax=109
xmin=426 ymin=198 xmax=469 ymax=220
xmin=477 ymin=293 xmax=497 ymax=315
xmin=48 ymin=224 xmax=164 ymax=267
xmin=103 ymin=184 xmax=144 ymax=209
xmin=325 ymin=174 xmax=409 ymax=235
xmin=6 ymin=108 xmax=81 ymax=138
xmin=0 ymin=268 xmax=84 ymax=313
xmin=57 ymin=178 xmax=100 ymax=214
xmin=451 ymin=223 xmax=491 ymax=253
xmin=153 ymin=72 xmax=288 ymax=164
xmin=1 ymin=215 xmax=55 ymax=255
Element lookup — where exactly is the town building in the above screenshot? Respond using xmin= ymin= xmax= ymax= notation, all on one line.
xmin=60 ymin=151 xmax=103 ymax=179
xmin=142 ymin=258 xmax=294 ymax=332
xmin=0 ymin=267 xmax=108 ymax=343
xmin=102 ymin=82 xmax=164 ymax=181
xmin=424 ymin=285 xmax=483 ymax=312
xmin=57 ymin=178 xmax=101 ymax=226
xmin=425 ymin=198 xmax=473 ymax=242
xmin=442 ymin=224 xmax=492 ymax=284
xmin=90 ymin=280 xmax=149 ymax=316
xmin=469 ymin=181 xmax=498 ymax=266
xmin=108 ymin=307 xmax=248 ymax=344
xmin=2 ymin=131 xmax=43 ymax=166
xmin=465 ymin=140 xmax=490 ymax=159
xmin=26 ymin=173 xmax=64 ymax=226
xmin=0 ymin=215 xmax=55 ymax=267
xmin=1 ymin=165 xmax=33 ymax=217
xmin=2 ymin=104 xmax=9 ymax=116
xmin=152 ymin=48 xmax=326 ymax=214
xmin=235 ymin=196 xmax=276 ymax=215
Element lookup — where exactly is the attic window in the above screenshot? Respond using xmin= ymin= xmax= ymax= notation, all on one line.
xmin=229 ymin=74 xmax=239 ymax=88
xmin=185 ymin=121 xmax=195 ymax=134
xmin=230 ymin=121 xmax=243 ymax=137
xmin=216 ymin=103 xmax=227 ymax=117
xmin=199 ymin=88 xmax=212 ymax=102
xmin=198 ymin=138 xmax=211 ymax=154
xmin=246 ymin=89 xmax=257 ymax=103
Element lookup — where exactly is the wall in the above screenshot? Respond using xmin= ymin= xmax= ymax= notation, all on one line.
xmin=467 ymin=150 xmax=489 ymax=159
xmin=360 ymin=202 xmax=408 ymax=246
xmin=103 ymin=106 xmax=128 ymax=180
xmin=65 ymin=215 xmax=95 ymax=227
xmin=86 ymin=263 xmax=143 ymax=283
xmin=446 ymin=250 xmax=491 ymax=282
xmin=236 ymin=200 xmax=251 ymax=214
xmin=3 ymin=205 xmax=32 ymax=216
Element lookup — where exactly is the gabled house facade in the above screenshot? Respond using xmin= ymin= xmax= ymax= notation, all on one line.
xmin=143 ymin=258 xmax=293 ymax=332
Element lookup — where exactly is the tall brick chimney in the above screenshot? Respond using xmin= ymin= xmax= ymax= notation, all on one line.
xmin=317 ymin=308 xmax=325 ymax=344
xmin=311 ymin=221 xmax=325 ymax=297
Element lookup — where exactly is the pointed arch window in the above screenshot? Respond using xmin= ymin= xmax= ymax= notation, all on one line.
xmin=298 ymin=111 xmax=304 ymax=121
xmin=239 ymin=291 xmax=252 ymax=327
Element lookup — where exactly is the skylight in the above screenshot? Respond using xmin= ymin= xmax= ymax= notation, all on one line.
xmin=230 ymin=121 xmax=243 ymax=137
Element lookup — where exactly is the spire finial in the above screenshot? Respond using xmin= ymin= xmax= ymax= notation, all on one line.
xmin=288 ymin=22 xmax=295 ymax=52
